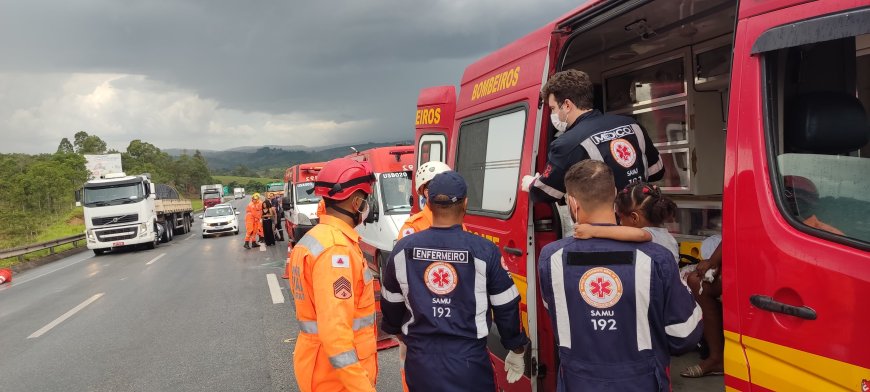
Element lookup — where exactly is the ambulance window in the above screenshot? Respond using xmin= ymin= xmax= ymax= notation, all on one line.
xmin=418 ymin=134 xmax=446 ymax=166
xmin=763 ymin=32 xmax=870 ymax=246
xmin=420 ymin=141 xmax=442 ymax=163
xmin=455 ymin=108 xmax=526 ymax=215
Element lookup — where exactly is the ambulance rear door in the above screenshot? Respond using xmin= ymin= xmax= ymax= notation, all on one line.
xmin=413 ymin=86 xmax=455 ymax=213
xmin=451 ymin=24 xmax=554 ymax=392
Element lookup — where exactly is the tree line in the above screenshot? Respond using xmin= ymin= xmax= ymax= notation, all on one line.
xmin=0 ymin=131 xmax=216 ymax=247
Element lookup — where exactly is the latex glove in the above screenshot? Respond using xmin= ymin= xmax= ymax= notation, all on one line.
xmin=520 ymin=173 xmax=539 ymax=192
xmin=504 ymin=349 xmax=525 ymax=383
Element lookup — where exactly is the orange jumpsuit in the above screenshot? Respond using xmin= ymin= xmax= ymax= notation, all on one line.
xmin=317 ymin=199 xmax=326 ymax=218
xmin=288 ymin=214 xmax=378 ymax=392
xmin=245 ymin=200 xmax=263 ymax=242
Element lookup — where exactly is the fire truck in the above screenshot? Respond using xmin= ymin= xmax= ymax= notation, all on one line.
xmin=345 ymin=145 xmax=415 ymax=276
xmin=414 ymin=1 xmax=870 ymax=390
xmin=282 ymin=162 xmax=326 ymax=243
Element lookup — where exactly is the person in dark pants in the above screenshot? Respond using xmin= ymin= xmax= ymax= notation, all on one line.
xmin=273 ymin=196 xmax=285 ymax=241
xmin=262 ymin=199 xmax=276 ymax=246
xmin=381 ymin=172 xmax=528 ymax=391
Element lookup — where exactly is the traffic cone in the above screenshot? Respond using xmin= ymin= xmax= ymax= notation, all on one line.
xmin=0 ymin=268 xmax=12 ymax=285
xmin=282 ymin=243 xmax=293 ymax=279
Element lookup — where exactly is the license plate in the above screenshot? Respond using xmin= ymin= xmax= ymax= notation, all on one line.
xmin=113 ymin=242 xmax=125 ymax=247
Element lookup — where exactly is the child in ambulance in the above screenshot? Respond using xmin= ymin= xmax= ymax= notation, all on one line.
xmin=574 ymin=182 xmax=679 ymax=262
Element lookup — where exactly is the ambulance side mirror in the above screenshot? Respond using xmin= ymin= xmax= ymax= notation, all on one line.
xmin=364 ymin=194 xmax=378 ymax=224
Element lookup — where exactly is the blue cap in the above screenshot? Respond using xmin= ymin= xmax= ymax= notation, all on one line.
xmin=427 ymin=171 xmax=467 ymax=205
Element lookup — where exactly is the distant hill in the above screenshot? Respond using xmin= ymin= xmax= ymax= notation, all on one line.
xmin=167 ymin=140 xmax=413 ymax=174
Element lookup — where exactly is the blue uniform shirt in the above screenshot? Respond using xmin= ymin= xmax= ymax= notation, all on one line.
xmin=538 ymin=234 xmax=702 ymax=392
xmin=380 ymin=225 xmax=529 ymax=391
xmin=381 ymin=224 xmax=527 ymax=349
xmin=531 ymin=110 xmax=664 ymax=202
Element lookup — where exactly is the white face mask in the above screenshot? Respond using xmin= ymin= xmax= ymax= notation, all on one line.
xmin=551 ymin=111 xmax=568 ymax=133
xmin=357 ymin=198 xmax=371 ymax=225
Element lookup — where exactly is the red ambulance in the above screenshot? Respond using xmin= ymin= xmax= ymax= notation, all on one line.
xmin=415 ymin=1 xmax=870 ymax=390
xmin=282 ymin=162 xmax=326 ymax=243
xmin=345 ymin=145 xmax=415 ymax=275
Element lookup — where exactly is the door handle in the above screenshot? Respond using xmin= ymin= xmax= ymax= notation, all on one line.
xmin=750 ymin=295 xmax=817 ymax=320
xmin=504 ymin=247 xmax=523 ymax=256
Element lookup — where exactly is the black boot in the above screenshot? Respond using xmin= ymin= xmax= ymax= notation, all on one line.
xmin=243 ymin=241 xmax=251 ymax=249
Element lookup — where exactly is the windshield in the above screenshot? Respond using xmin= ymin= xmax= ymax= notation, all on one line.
xmin=205 ymin=207 xmax=234 ymax=217
xmin=267 ymin=183 xmax=284 ymax=192
xmin=203 ymin=192 xmax=221 ymax=200
xmin=83 ymin=182 xmax=145 ymax=207
xmin=294 ymin=182 xmax=321 ymax=204
xmin=380 ymin=172 xmax=412 ymax=214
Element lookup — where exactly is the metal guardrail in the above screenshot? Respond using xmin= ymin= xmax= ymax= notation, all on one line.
xmin=0 ymin=234 xmax=86 ymax=261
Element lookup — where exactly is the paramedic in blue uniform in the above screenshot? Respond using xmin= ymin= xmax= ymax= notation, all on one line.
xmin=538 ymin=160 xmax=702 ymax=392
xmin=524 ymin=69 xmax=665 ymax=202
xmin=380 ymin=171 xmax=529 ymax=391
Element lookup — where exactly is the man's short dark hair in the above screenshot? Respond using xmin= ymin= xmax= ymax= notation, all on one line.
xmin=541 ymin=69 xmax=594 ymax=110
xmin=564 ymin=160 xmax=616 ymax=209
xmin=429 ymin=194 xmax=465 ymax=217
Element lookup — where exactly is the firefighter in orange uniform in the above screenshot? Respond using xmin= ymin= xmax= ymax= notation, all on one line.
xmin=288 ymin=157 xmax=378 ymax=392
xmin=398 ymin=161 xmax=452 ymax=239
xmin=317 ymin=199 xmax=326 ymax=218
xmin=244 ymin=193 xmax=263 ymax=249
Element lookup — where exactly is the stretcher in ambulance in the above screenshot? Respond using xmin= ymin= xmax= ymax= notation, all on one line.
xmin=282 ymin=163 xmax=325 ymax=243
xmin=416 ymin=0 xmax=870 ymax=390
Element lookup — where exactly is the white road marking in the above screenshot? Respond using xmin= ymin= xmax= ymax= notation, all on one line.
xmin=266 ymin=273 xmax=285 ymax=304
xmin=27 ymin=293 xmax=105 ymax=339
xmin=0 ymin=253 xmax=93 ymax=290
xmin=145 ymin=253 xmax=167 ymax=265
xmin=184 ymin=234 xmax=196 ymax=241
xmin=88 ymin=271 xmax=98 ymax=278
xmin=120 ymin=277 xmax=128 ymax=281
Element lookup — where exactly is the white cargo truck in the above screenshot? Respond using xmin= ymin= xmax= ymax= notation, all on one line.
xmin=79 ymin=173 xmax=193 ymax=255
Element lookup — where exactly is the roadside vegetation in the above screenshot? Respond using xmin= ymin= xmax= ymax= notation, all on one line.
xmin=0 ymin=132 xmax=219 ymax=265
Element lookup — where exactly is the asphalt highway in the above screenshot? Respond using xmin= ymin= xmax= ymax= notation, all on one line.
xmin=0 ymin=196 xmax=718 ymax=391
xmin=0 ymin=197 xmax=402 ymax=392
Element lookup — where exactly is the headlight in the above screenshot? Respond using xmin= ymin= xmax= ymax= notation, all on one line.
xmin=299 ymin=214 xmax=312 ymax=226
xmin=138 ymin=223 xmax=149 ymax=237
xmin=86 ymin=230 xmax=96 ymax=241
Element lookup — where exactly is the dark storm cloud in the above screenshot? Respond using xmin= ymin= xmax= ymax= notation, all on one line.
xmin=0 ymin=0 xmax=579 ymax=153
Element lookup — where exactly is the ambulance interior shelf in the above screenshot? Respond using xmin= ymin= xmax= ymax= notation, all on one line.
xmin=667 ymin=197 xmax=722 ymax=264
xmin=559 ymin=0 xmax=734 ymax=196
xmin=600 ymin=46 xmax=727 ymax=195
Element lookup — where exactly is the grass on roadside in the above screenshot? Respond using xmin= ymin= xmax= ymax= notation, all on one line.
xmin=0 ymin=207 xmax=86 ymax=269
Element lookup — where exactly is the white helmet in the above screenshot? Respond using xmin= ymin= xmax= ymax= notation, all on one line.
xmin=415 ymin=161 xmax=451 ymax=192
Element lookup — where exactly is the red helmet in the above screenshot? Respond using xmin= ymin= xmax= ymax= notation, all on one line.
xmin=313 ymin=158 xmax=375 ymax=200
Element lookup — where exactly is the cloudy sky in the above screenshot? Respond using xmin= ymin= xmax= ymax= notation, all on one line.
xmin=0 ymin=0 xmax=580 ymax=154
